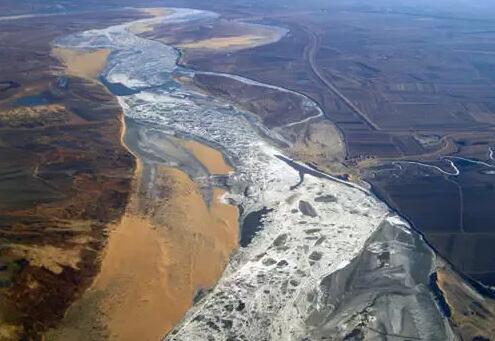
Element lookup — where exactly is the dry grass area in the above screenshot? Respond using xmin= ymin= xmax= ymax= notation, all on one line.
xmin=289 ymin=119 xmax=345 ymax=160
xmin=10 ymin=244 xmax=84 ymax=275
xmin=0 ymin=8 xmax=149 ymax=340
xmin=286 ymin=118 xmax=347 ymax=175
xmin=437 ymin=266 xmax=495 ymax=340
xmin=52 ymin=48 xmax=110 ymax=80
xmin=0 ymin=104 xmax=70 ymax=127
xmin=181 ymin=139 xmax=233 ymax=175
xmin=0 ymin=77 xmax=135 ymax=340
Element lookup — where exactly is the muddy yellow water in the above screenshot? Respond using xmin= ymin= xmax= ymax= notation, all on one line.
xmin=182 ymin=139 xmax=233 ymax=175
xmin=46 ymin=137 xmax=238 ymax=340
xmin=128 ymin=8 xmax=174 ymax=34
xmin=179 ymin=35 xmax=267 ymax=50
xmin=140 ymin=7 xmax=172 ymax=17
xmin=52 ymin=48 xmax=111 ymax=79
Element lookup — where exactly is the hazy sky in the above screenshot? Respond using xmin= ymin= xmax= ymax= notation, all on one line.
xmin=3 ymin=0 xmax=495 ymax=19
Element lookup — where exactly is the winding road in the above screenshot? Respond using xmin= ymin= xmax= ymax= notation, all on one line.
xmin=302 ymin=26 xmax=379 ymax=131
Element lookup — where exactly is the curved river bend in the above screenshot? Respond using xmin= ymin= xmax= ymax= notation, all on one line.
xmin=56 ymin=8 xmax=456 ymax=341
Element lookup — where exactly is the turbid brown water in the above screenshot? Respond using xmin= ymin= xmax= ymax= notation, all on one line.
xmin=181 ymin=139 xmax=233 ymax=175
xmin=52 ymin=47 xmax=111 ymax=80
xmin=45 ymin=126 xmax=239 ymax=340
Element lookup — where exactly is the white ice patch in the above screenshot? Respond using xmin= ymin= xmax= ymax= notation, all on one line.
xmin=107 ymin=72 xmax=148 ymax=88
xmin=386 ymin=215 xmax=412 ymax=234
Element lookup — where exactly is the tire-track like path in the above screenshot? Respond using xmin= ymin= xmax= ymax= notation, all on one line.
xmin=302 ymin=26 xmax=379 ymax=131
